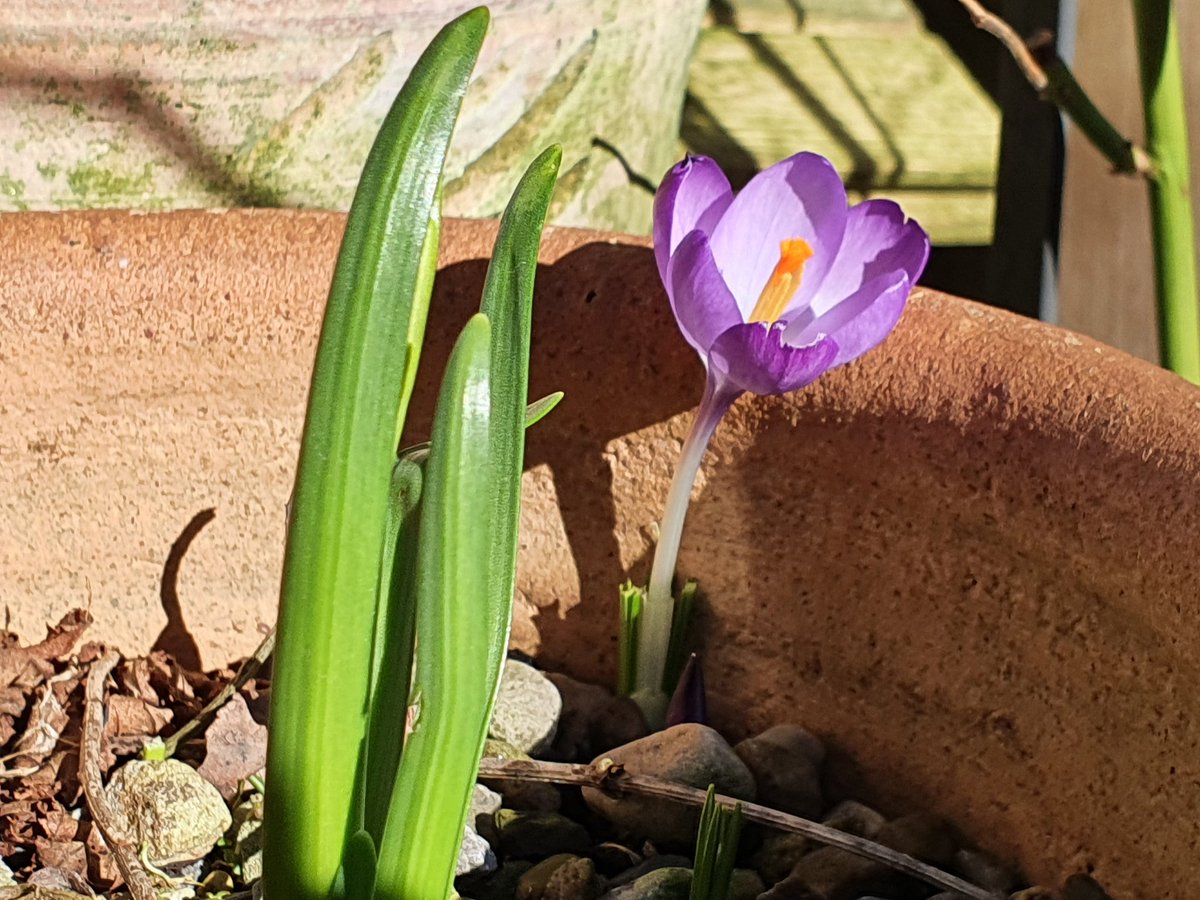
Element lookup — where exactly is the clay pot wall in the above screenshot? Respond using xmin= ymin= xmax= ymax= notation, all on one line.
xmin=2 ymin=211 xmax=1199 ymax=896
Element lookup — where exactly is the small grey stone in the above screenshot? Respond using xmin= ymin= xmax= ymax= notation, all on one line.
xmin=584 ymin=724 xmax=755 ymax=845
xmin=728 ymin=868 xmax=765 ymax=900
xmin=544 ymin=856 xmax=605 ymax=900
xmin=232 ymin=792 xmax=264 ymax=882
xmin=471 ymin=782 xmax=504 ymax=840
xmin=458 ymin=825 xmax=497 ymax=877
xmin=954 ymin=848 xmax=1018 ymax=893
xmin=103 ymin=757 xmax=232 ymax=866
xmin=734 ymin=725 xmax=823 ymax=819
xmin=763 ymin=813 xmax=959 ymax=899
xmin=752 ymin=831 xmax=811 ymax=884
xmin=761 ymin=845 xmax=883 ymax=899
xmin=546 ymin=672 xmax=648 ymax=760
xmin=458 ymin=860 xmax=534 ymax=900
xmin=495 ymin=809 xmax=592 ymax=858
xmin=1063 ymin=874 xmax=1114 ymax=900
xmin=607 ymin=855 xmax=692 ymax=888
xmin=875 ymin=813 xmax=958 ymax=866
xmin=600 ymin=867 xmax=692 ymax=900
xmin=591 ymin=842 xmax=642 ymax=876
xmin=1009 ymin=889 xmax=1058 ymax=900
xmin=472 ymin=782 xmax=504 ymax=821
xmin=490 ymin=659 xmax=562 ymax=755
xmin=516 ymin=854 xmax=580 ymax=900
xmin=822 ymin=801 xmax=885 ymax=839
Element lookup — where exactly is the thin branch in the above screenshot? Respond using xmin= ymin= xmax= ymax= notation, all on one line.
xmin=476 ymin=758 xmax=1002 ymax=900
xmin=81 ymin=651 xmax=159 ymax=900
xmin=161 ymin=627 xmax=275 ymax=759
xmin=958 ymin=0 xmax=1048 ymax=90
xmin=956 ymin=0 xmax=1155 ymax=178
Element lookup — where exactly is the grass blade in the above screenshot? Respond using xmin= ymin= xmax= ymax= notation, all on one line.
xmin=374 ymin=313 xmax=495 ymax=899
xmin=663 ymin=578 xmax=698 ymax=694
xmin=525 ymin=391 xmax=564 ymax=428
xmin=479 ymin=144 xmax=562 ymax=674
xmin=362 ymin=454 xmax=425 ymax=843
xmin=691 ymin=785 xmax=744 ymax=900
xmin=618 ymin=581 xmax=645 ymax=696
xmin=262 ymin=9 xmax=488 ymax=899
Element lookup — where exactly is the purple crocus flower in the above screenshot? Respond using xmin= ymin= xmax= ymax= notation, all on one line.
xmin=632 ymin=152 xmax=929 ymax=716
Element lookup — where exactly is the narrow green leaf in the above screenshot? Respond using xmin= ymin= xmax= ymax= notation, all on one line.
xmin=524 ymin=391 xmax=564 ymax=428
xmin=663 ymin=579 xmax=698 ymax=695
xmin=341 ymin=830 xmax=377 ymax=900
xmin=618 ymin=581 xmax=645 ymax=696
xmin=362 ymin=455 xmax=424 ymax=843
xmin=392 ymin=393 xmax=562 ymax=462
xmin=712 ymin=801 xmax=744 ymax=895
xmin=262 ymin=8 xmax=488 ymax=900
xmin=374 ymin=313 xmax=495 ymax=899
xmin=690 ymin=785 xmax=744 ymax=900
xmin=479 ymin=144 xmax=562 ymax=676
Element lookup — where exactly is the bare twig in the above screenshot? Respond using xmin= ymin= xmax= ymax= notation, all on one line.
xmin=956 ymin=0 xmax=1155 ymax=178
xmin=81 ymin=650 xmax=159 ymax=900
xmin=957 ymin=0 xmax=1047 ymax=89
xmin=161 ymin=627 xmax=275 ymax=759
xmin=476 ymin=758 xmax=1002 ymax=900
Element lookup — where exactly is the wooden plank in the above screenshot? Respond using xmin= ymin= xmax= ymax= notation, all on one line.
xmin=1057 ymin=2 xmax=1200 ymax=363
xmin=710 ymin=0 xmax=922 ymax=35
xmin=683 ymin=27 xmax=1000 ymax=244
xmin=853 ymin=188 xmax=995 ymax=245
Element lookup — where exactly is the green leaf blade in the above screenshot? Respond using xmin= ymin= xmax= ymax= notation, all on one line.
xmin=478 ymin=144 xmax=562 ymax=674
xmin=262 ymin=8 xmax=488 ymax=900
xmin=375 ymin=312 xmax=495 ymax=899
xmin=362 ymin=455 xmax=425 ymax=843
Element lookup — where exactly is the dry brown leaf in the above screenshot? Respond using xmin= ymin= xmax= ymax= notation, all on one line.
xmin=104 ymin=696 xmax=173 ymax=741
xmin=11 ymin=674 xmax=73 ymax=768
xmin=0 ymin=612 xmax=91 ymax=690
xmin=194 ymin=694 xmax=267 ymax=801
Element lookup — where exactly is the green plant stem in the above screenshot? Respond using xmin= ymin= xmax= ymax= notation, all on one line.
xmin=957 ymin=1 xmax=1154 ymax=177
xmin=633 ymin=373 xmax=738 ymax=722
xmin=1038 ymin=51 xmax=1155 ymax=178
xmin=1133 ymin=0 xmax=1200 ymax=382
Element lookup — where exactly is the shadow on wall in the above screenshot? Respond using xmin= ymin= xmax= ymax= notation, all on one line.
xmin=0 ymin=60 xmax=298 ymax=207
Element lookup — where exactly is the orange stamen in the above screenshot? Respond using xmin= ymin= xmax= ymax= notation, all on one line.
xmin=747 ymin=238 xmax=814 ymax=323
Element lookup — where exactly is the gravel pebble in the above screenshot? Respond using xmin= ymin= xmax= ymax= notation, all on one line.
xmin=584 ymin=724 xmax=755 ymax=844
xmin=490 ymin=659 xmax=563 ymax=755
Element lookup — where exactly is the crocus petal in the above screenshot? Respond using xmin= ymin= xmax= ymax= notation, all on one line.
xmin=666 ymin=230 xmax=745 ymax=356
xmin=708 ymin=152 xmax=848 ymax=317
xmin=708 ymin=320 xmax=838 ymax=395
xmin=653 ymin=155 xmax=733 ymax=283
xmin=786 ymin=273 xmax=911 ymax=368
xmin=810 ymin=200 xmax=929 ymax=315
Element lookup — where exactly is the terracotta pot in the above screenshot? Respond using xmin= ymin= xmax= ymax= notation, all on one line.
xmin=3 ymin=210 xmax=1198 ymax=898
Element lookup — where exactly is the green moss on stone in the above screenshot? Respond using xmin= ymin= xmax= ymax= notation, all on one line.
xmin=0 ymin=172 xmax=28 ymax=210
xmin=66 ymin=161 xmax=155 ymax=203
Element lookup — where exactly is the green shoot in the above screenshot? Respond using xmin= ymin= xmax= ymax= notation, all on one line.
xmin=690 ymin=785 xmax=744 ymax=900
xmin=663 ymin=578 xmax=698 ymax=695
xmin=618 ymin=581 xmax=645 ymax=696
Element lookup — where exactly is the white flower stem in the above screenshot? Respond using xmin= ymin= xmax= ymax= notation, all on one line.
xmin=633 ymin=371 xmax=739 ymax=720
